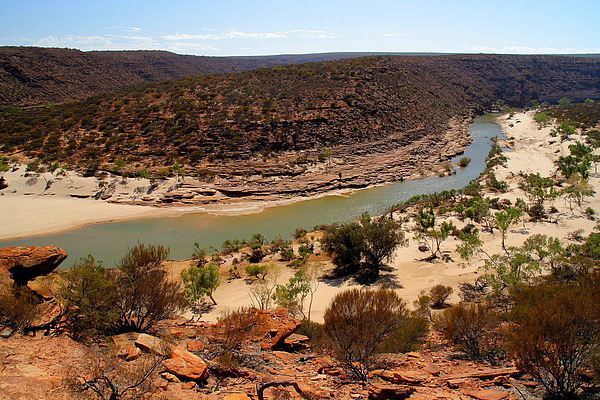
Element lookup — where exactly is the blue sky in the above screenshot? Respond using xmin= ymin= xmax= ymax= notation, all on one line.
xmin=1 ymin=0 xmax=599 ymax=56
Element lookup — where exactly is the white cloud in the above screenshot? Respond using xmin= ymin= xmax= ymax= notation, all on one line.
xmin=383 ymin=33 xmax=412 ymax=37
xmin=161 ymin=29 xmax=338 ymax=41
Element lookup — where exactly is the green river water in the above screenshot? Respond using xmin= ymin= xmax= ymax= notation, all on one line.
xmin=0 ymin=114 xmax=504 ymax=268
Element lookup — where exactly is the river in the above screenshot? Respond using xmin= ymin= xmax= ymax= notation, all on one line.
xmin=0 ymin=114 xmax=504 ymax=268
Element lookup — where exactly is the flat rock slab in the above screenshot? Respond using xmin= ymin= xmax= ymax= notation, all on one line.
xmin=465 ymin=389 xmax=510 ymax=400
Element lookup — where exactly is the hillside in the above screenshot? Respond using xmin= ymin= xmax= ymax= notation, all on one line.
xmin=0 ymin=47 xmax=381 ymax=108
xmin=0 ymin=54 xmax=599 ymax=199
xmin=0 ymin=47 xmax=451 ymax=108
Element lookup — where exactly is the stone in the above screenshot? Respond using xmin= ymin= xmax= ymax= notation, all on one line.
xmin=187 ymin=340 xmax=205 ymax=352
xmin=368 ymin=383 xmax=415 ymax=400
xmin=163 ymin=347 xmax=209 ymax=381
xmin=284 ymin=333 xmax=310 ymax=350
xmin=223 ymin=394 xmax=251 ymax=400
xmin=259 ymin=308 xmax=301 ymax=350
xmin=0 ymin=245 xmax=67 ymax=285
xmin=465 ymin=389 xmax=510 ymax=400
xmin=135 ymin=333 xmax=172 ymax=356
xmin=441 ymin=367 xmax=520 ymax=381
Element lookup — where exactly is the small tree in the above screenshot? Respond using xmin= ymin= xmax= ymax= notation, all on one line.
xmin=321 ymin=222 xmax=363 ymax=275
xmin=324 ymin=288 xmax=408 ymax=380
xmin=58 ymin=256 xmax=119 ymax=340
xmin=415 ymin=208 xmax=455 ymax=259
xmin=115 ymin=243 xmax=186 ymax=332
xmin=272 ymin=270 xmax=310 ymax=318
xmin=359 ymin=213 xmax=404 ymax=280
xmin=494 ymin=206 xmax=522 ymax=252
xmin=181 ymin=263 xmax=220 ymax=306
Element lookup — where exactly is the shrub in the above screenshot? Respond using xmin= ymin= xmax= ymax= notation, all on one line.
xmin=215 ymin=308 xmax=267 ymax=353
xmin=245 ymin=264 xmax=271 ymax=280
xmin=181 ymin=262 xmax=221 ymax=306
xmin=429 ymin=284 xmax=453 ymax=308
xmin=459 ymin=157 xmax=471 ymax=167
xmin=57 ymin=256 xmax=119 ymax=340
xmin=115 ymin=243 xmax=186 ymax=332
xmin=324 ymin=288 xmax=409 ymax=380
xmin=0 ymin=285 xmax=39 ymax=332
xmin=508 ymin=282 xmax=600 ymax=399
xmin=437 ymin=303 xmax=502 ymax=361
xmin=321 ymin=222 xmax=363 ymax=275
xmin=379 ymin=316 xmax=429 ymax=353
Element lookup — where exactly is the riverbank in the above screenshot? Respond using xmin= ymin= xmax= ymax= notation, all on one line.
xmin=0 ymin=120 xmax=470 ymax=241
xmin=179 ymin=110 xmax=600 ymax=323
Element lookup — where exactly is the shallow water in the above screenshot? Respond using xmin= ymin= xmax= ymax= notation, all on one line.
xmin=1 ymin=114 xmax=504 ymax=267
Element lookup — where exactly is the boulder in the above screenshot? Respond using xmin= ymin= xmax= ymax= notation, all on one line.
xmin=134 ymin=333 xmax=172 ymax=357
xmin=465 ymin=389 xmax=510 ymax=400
xmin=163 ymin=347 xmax=209 ymax=381
xmin=0 ymin=246 xmax=67 ymax=285
xmin=368 ymin=383 xmax=415 ymax=400
xmin=258 ymin=308 xmax=301 ymax=350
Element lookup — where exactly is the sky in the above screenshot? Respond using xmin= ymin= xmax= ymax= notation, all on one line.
xmin=1 ymin=0 xmax=599 ymax=56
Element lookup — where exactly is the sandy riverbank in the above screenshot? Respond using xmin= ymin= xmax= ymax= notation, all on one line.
xmin=179 ymin=110 xmax=600 ymax=323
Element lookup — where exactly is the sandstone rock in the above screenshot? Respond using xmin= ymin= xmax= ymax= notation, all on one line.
xmin=163 ymin=347 xmax=209 ymax=381
xmin=223 ymin=394 xmax=251 ymax=400
xmin=465 ymin=389 xmax=510 ymax=400
xmin=187 ymin=340 xmax=205 ymax=352
xmin=258 ymin=308 xmax=301 ymax=350
xmin=368 ymin=383 xmax=415 ymax=400
xmin=135 ymin=333 xmax=172 ymax=356
xmin=0 ymin=245 xmax=67 ymax=285
xmin=283 ymin=333 xmax=310 ymax=350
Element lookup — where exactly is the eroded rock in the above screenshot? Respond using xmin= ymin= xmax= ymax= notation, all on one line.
xmin=0 ymin=245 xmax=67 ymax=285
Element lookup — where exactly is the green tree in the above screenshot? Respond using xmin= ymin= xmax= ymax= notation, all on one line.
xmin=534 ymin=112 xmax=551 ymax=128
xmin=558 ymin=97 xmax=572 ymax=106
xmin=415 ymin=208 xmax=455 ymax=259
xmin=58 ymin=256 xmax=118 ymax=340
xmin=272 ymin=270 xmax=310 ymax=318
xmin=181 ymin=263 xmax=221 ymax=306
xmin=321 ymin=222 xmax=364 ymax=275
xmin=494 ymin=206 xmax=523 ymax=251
xmin=359 ymin=213 xmax=404 ymax=280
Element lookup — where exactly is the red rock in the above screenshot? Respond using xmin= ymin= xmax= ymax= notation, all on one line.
xmin=135 ymin=333 xmax=172 ymax=356
xmin=423 ymin=362 xmax=441 ymax=376
xmin=124 ymin=345 xmax=141 ymax=361
xmin=465 ymin=389 xmax=510 ymax=400
xmin=187 ymin=340 xmax=205 ymax=352
xmin=368 ymin=383 xmax=415 ymax=399
xmin=182 ymin=381 xmax=197 ymax=390
xmin=381 ymin=370 xmax=429 ymax=385
xmin=163 ymin=347 xmax=209 ymax=381
xmin=223 ymin=394 xmax=251 ymax=400
xmin=0 ymin=245 xmax=67 ymax=285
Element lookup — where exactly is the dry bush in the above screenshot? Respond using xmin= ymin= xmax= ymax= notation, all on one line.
xmin=215 ymin=308 xmax=268 ymax=353
xmin=115 ymin=243 xmax=187 ymax=332
xmin=436 ymin=302 xmax=502 ymax=361
xmin=508 ymin=281 xmax=600 ymax=399
xmin=324 ymin=287 xmax=409 ymax=380
xmin=0 ymin=284 xmax=39 ymax=331
xmin=429 ymin=284 xmax=453 ymax=308
xmin=379 ymin=315 xmax=429 ymax=353
xmin=65 ymin=346 xmax=164 ymax=400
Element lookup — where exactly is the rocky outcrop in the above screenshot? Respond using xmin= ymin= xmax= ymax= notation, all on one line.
xmin=0 ymin=245 xmax=67 ymax=285
xmin=163 ymin=347 xmax=210 ymax=381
